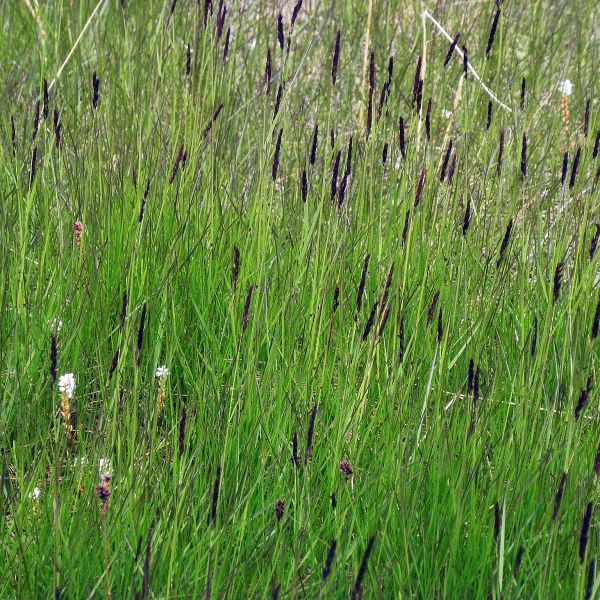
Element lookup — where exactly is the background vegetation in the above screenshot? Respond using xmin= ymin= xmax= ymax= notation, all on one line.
xmin=1 ymin=0 xmax=598 ymax=597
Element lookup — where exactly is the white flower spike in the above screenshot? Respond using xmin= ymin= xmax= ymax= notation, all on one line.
xmin=49 ymin=318 xmax=63 ymax=334
xmin=58 ymin=373 xmax=76 ymax=398
xmin=156 ymin=365 xmax=169 ymax=379
xmin=98 ymin=457 xmax=112 ymax=478
xmin=30 ymin=487 xmax=41 ymax=501
xmin=558 ymin=80 xmax=573 ymax=96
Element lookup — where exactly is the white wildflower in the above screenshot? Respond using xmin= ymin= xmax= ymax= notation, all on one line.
xmin=441 ymin=109 xmax=453 ymax=119
xmin=49 ymin=318 xmax=63 ymax=334
xmin=58 ymin=373 xmax=76 ymax=398
xmin=156 ymin=365 xmax=169 ymax=379
xmin=558 ymin=80 xmax=573 ymax=96
xmin=30 ymin=487 xmax=41 ymax=501
xmin=98 ymin=457 xmax=112 ymax=478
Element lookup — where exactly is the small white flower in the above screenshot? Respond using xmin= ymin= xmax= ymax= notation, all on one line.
xmin=156 ymin=365 xmax=169 ymax=379
xmin=58 ymin=373 xmax=76 ymax=398
xmin=441 ymin=109 xmax=453 ymax=119
xmin=49 ymin=318 xmax=63 ymax=334
xmin=30 ymin=487 xmax=41 ymax=501
xmin=558 ymin=80 xmax=573 ymax=96
xmin=98 ymin=457 xmax=112 ymax=478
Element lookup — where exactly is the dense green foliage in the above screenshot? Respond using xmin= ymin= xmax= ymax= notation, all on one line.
xmin=1 ymin=0 xmax=599 ymax=597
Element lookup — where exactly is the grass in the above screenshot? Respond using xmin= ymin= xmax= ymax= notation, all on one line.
xmin=1 ymin=0 xmax=599 ymax=597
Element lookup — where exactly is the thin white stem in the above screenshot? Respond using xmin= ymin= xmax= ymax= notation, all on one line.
xmin=48 ymin=0 xmax=106 ymax=91
xmin=422 ymin=10 xmax=513 ymax=113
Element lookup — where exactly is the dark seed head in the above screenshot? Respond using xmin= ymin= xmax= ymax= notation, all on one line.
xmin=443 ymin=33 xmax=460 ymax=68
xmin=351 ymin=535 xmax=376 ymax=600
xmin=332 ymin=30 xmax=341 ymax=86
xmin=590 ymin=223 xmax=600 ymax=260
xmin=415 ymin=168 xmax=426 ymax=207
xmin=362 ymin=299 xmax=379 ymax=341
xmin=569 ymin=146 xmax=581 ymax=190
xmin=310 ymin=123 xmax=318 ymax=165
xmin=425 ymin=98 xmax=432 ymax=141
xmin=355 ymin=254 xmax=370 ymax=320
xmin=378 ymin=304 xmax=391 ymax=337
xmin=497 ymin=130 xmax=505 ymax=175
xmin=169 ymin=142 xmax=185 ymax=184
xmin=561 ymin=152 xmax=569 ymax=186
xmin=264 ymin=47 xmax=272 ymax=94
xmin=592 ymin=294 xmax=600 ymax=340
xmin=275 ymin=499 xmax=284 ymax=521
xmin=92 ymin=71 xmax=100 ymax=109
xmin=331 ymin=150 xmax=341 ymax=202
xmin=186 ymin=43 xmax=191 ymax=74
xmin=241 ymin=285 xmax=255 ymax=335
xmin=427 ymin=291 xmax=440 ymax=326
xmin=211 ymin=464 xmax=221 ymax=528
xmin=305 ymin=403 xmax=317 ymax=463
xmin=43 ymin=78 xmax=49 ymax=119
xmin=574 ymin=376 xmax=593 ymax=421
xmin=273 ymin=83 xmax=283 ymax=120
xmin=496 ymin=217 xmax=514 ymax=268
xmin=584 ymin=100 xmax=590 ymax=138
xmin=339 ymin=459 xmax=353 ymax=479
xmin=322 ymin=539 xmax=337 ymax=583
xmin=514 ymin=545 xmax=524 ymax=576
xmin=402 ymin=209 xmax=410 ymax=243
xmin=301 ymin=169 xmax=308 ymax=202
xmin=412 ymin=55 xmax=422 ymax=107
xmin=520 ymin=77 xmax=526 ymax=111
xmin=10 ymin=115 xmax=17 ymax=156
xmin=109 ymin=347 xmax=120 ymax=380
xmin=178 ymin=405 xmax=187 ymax=457
xmin=447 ymin=152 xmax=457 ymax=184
xmin=437 ymin=307 xmax=443 ymax=342
xmin=291 ymin=0 xmax=302 ymax=28
xmin=520 ymin=132 xmax=527 ymax=179
xmin=32 ymin=100 xmax=40 ymax=141
xmin=585 ymin=559 xmax=595 ymax=600
xmin=30 ymin=146 xmax=38 ymax=186
xmin=593 ymin=129 xmax=600 ymax=160
xmin=272 ymin=128 xmax=283 ymax=181
xmin=530 ymin=315 xmax=538 ymax=356
xmin=493 ymin=501 xmax=501 ymax=541
xmin=231 ymin=245 xmax=240 ymax=290
xmin=579 ymin=501 xmax=593 ymax=565
xmin=462 ymin=45 xmax=468 ymax=78
xmin=467 ymin=358 xmax=474 ymax=393
xmin=223 ymin=27 xmax=231 ymax=61
xmin=551 ymin=472 xmax=567 ymax=522
xmin=552 ymin=261 xmax=564 ymax=304
xmin=399 ymin=117 xmax=406 ymax=160
xmin=277 ymin=13 xmax=284 ymax=50
xmin=330 ymin=286 xmax=340 ymax=317
xmin=486 ymin=7 xmax=500 ymax=58
xmin=486 ymin=101 xmax=493 ymax=129
xmin=292 ymin=431 xmax=299 ymax=467
xmin=462 ymin=198 xmax=471 ymax=235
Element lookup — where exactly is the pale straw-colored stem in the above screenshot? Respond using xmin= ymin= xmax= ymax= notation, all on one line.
xmin=422 ymin=10 xmax=513 ymax=113
xmin=48 ymin=0 xmax=106 ymax=91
